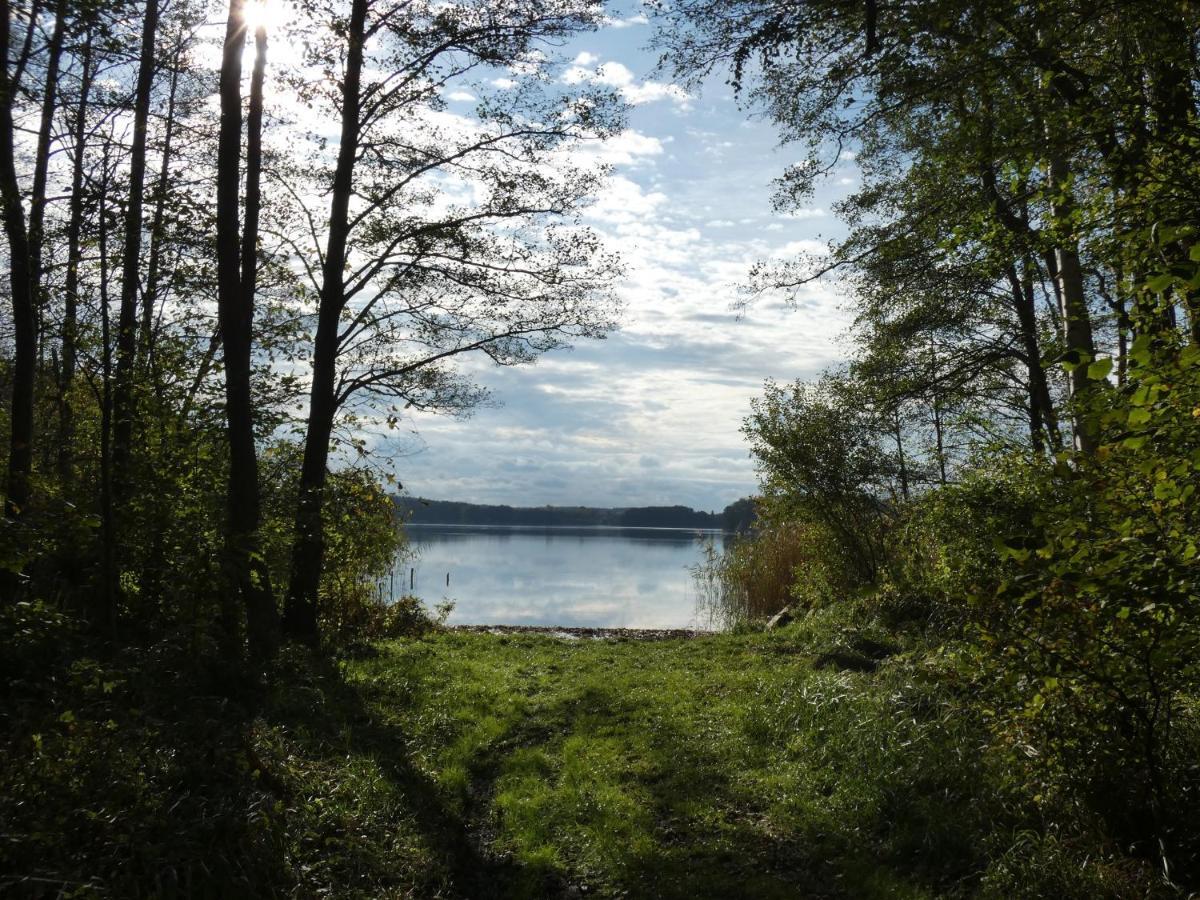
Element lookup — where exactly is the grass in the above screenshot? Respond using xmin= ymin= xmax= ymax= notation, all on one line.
xmin=254 ymin=606 xmax=997 ymax=899
xmin=6 ymin=600 xmax=1150 ymax=898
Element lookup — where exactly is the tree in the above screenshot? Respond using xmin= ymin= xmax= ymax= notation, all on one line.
xmin=0 ymin=0 xmax=42 ymax=517
xmin=656 ymin=0 xmax=1200 ymax=456
xmin=745 ymin=373 xmax=901 ymax=584
xmin=278 ymin=0 xmax=623 ymax=642
xmin=111 ymin=0 xmax=159 ymax=498
xmin=216 ymin=0 xmax=278 ymax=658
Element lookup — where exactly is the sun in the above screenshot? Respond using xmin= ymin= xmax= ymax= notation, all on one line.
xmin=243 ymin=0 xmax=290 ymax=35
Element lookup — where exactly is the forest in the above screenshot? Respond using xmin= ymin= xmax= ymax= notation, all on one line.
xmin=395 ymin=497 xmax=746 ymax=529
xmin=1 ymin=0 xmax=1199 ymax=897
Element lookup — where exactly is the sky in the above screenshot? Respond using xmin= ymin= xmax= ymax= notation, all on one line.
xmin=363 ymin=2 xmax=860 ymax=512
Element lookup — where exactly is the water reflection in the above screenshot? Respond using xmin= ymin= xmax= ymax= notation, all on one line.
xmin=391 ymin=524 xmax=730 ymax=628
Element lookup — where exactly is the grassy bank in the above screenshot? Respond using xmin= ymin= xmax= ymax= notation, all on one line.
xmin=3 ymin=601 xmax=1151 ymax=898
xmin=325 ymin=618 xmax=987 ymax=899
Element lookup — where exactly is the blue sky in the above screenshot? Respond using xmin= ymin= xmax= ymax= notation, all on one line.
xmin=391 ymin=3 xmax=857 ymax=512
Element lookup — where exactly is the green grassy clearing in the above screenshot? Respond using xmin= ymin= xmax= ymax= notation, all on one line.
xmin=254 ymin=606 xmax=999 ymax=899
xmin=6 ymin=600 xmax=1152 ymax=898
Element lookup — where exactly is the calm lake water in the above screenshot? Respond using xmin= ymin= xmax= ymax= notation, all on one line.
xmin=391 ymin=525 xmax=731 ymax=629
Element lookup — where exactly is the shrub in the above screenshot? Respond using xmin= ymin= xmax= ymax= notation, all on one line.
xmin=695 ymin=502 xmax=865 ymax=628
xmin=977 ymin=341 xmax=1200 ymax=884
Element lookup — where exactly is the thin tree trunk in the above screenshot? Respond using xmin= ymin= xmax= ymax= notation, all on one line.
xmin=97 ymin=148 xmax=117 ymax=629
xmin=180 ymin=329 xmax=220 ymax=422
xmin=976 ymin=152 xmax=1062 ymax=454
xmin=893 ymin=410 xmax=909 ymax=501
xmin=1007 ymin=260 xmax=1060 ymax=453
xmin=58 ymin=28 xmax=94 ymax=487
xmin=928 ymin=338 xmax=947 ymax=482
xmin=216 ymin=0 xmax=279 ymax=659
xmin=112 ymin=0 xmax=161 ymax=497
xmin=0 ymin=0 xmax=37 ymax=518
xmin=1046 ymin=149 xmax=1098 ymax=454
xmin=242 ymin=22 xmax=276 ymax=656
xmin=283 ymin=0 xmax=369 ymax=644
xmin=141 ymin=34 xmax=183 ymax=376
xmin=28 ymin=0 xmax=67 ymax=351
xmin=1096 ymin=266 xmax=1130 ymax=386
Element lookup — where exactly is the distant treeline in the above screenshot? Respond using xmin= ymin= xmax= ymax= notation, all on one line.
xmin=396 ymin=497 xmax=757 ymax=532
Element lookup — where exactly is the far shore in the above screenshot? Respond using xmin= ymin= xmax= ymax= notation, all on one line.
xmin=449 ymin=624 xmax=716 ymax=641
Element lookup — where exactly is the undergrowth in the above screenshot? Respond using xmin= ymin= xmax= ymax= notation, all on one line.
xmin=1 ymin=598 xmax=1173 ymax=898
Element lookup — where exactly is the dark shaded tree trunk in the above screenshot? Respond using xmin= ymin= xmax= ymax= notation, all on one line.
xmin=58 ymin=27 xmax=94 ymax=486
xmin=28 ymin=0 xmax=67 ymax=349
xmin=96 ymin=147 xmax=117 ymax=629
xmin=892 ymin=410 xmax=909 ymax=500
xmin=928 ymin=339 xmax=947 ymax=483
xmin=283 ymin=0 xmax=369 ymax=645
xmin=216 ymin=0 xmax=279 ymax=659
xmin=141 ymin=33 xmax=183 ymax=374
xmin=1007 ymin=260 xmax=1060 ymax=453
xmin=0 ymin=0 xmax=37 ymax=518
xmin=1046 ymin=149 xmax=1098 ymax=454
xmin=112 ymin=0 xmax=160 ymax=497
xmin=976 ymin=152 xmax=1061 ymax=455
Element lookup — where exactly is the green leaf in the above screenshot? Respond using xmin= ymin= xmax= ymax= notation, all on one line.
xmin=1087 ymin=357 xmax=1113 ymax=380
xmin=1146 ymin=273 xmax=1175 ymax=293
xmin=1128 ymin=407 xmax=1152 ymax=428
xmin=1128 ymin=334 xmax=1153 ymax=367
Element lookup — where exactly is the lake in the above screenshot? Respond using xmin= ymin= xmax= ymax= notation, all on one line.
xmin=391 ymin=524 xmax=731 ymax=629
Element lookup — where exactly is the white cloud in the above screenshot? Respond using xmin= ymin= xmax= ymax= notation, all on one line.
xmin=446 ymin=90 xmax=476 ymax=103
xmin=573 ymin=51 xmax=599 ymax=66
xmin=562 ymin=60 xmax=690 ymax=108
xmin=604 ymin=13 xmax=650 ymax=28
xmin=784 ymin=207 xmax=827 ymax=219
xmin=586 ymin=175 xmax=668 ymax=225
xmin=508 ymin=49 xmax=547 ymax=76
xmin=491 ymin=77 xmax=517 ymax=90
xmin=575 ymin=128 xmax=664 ymax=167
xmin=774 ymin=239 xmax=831 ymax=258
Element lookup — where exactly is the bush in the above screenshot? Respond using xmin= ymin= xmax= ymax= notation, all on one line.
xmin=976 ymin=342 xmax=1200 ymax=884
xmin=694 ymin=505 xmax=863 ymax=628
xmin=878 ymin=455 xmax=1046 ymax=632
xmin=259 ymin=444 xmax=411 ymax=648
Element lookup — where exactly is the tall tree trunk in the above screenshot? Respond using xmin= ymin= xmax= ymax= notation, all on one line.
xmin=928 ymin=338 xmax=947 ymax=483
xmin=1046 ymin=148 xmax=1098 ymax=454
xmin=112 ymin=0 xmax=160 ymax=497
xmin=976 ymin=151 xmax=1062 ymax=454
xmin=893 ymin=411 xmax=909 ymax=501
xmin=96 ymin=148 xmax=117 ymax=629
xmin=1007 ymin=260 xmax=1060 ymax=453
xmin=0 ymin=0 xmax=37 ymax=518
xmin=283 ymin=0 xmax=369 ymax=645
xmin=216 ymin=0 xmax=279 ymax=659
xmin=28 ymin=0 xmax=67 ymax=351
xmin=1096 ymin=266 xmax=1131 ymax=386
xmin=58 ymin=28 xmax=94 ymax=487
xmin=140 ymin=34 xmax=183 ymax=377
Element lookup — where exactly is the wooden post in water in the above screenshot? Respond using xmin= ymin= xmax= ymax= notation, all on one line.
xmin=410 ymin=567 xmax=414 ymax=591
xmin=446 ymin=572 xmax=450 ymax=587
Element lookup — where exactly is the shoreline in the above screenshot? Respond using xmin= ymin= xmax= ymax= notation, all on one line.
xmin=448 ymin=624 xmax=716 ymax=641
